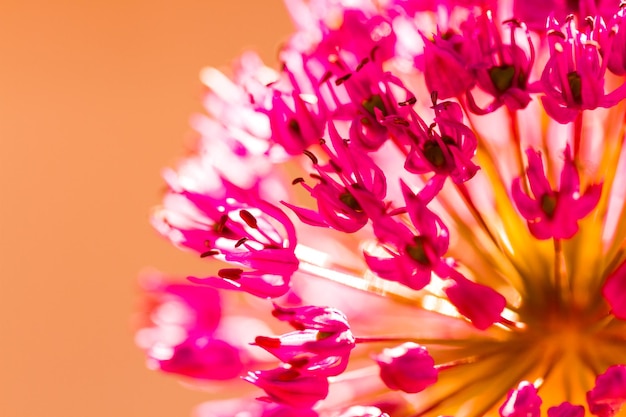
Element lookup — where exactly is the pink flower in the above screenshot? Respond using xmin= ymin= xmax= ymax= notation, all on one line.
xmin=154 ymin=174 xmax=299 ymax=298
xmin=499 ymin=381 xmax=542 ymax=417
xmin=547 ymin=403 xmax=585 ymax=417
xmin=443 ymin=267 xmax=507 ymax=330
xmin=338 ymin=63 xmax=413 ymax=151
xmin=283 ymin=122 xmax=387 ymax=233
xmin=254 ymin=304 xmax=355 ymax=376
xmin=511 ymin=147 xmax=602 ymax=239
xmin=134 ymin=274 xmax=243 ymax=380
xmin=364 ymin=182 xmax=450 ymax=290
xmin=311 ymin=9 xmax=397 ymax=67
xmin=464 ymin=13 xmax=535 ymax=113
xmin=140 ymin=1 xmax=626 ymax=416
xmin=270 ymin=304 xmax=351 ymax=331
xmin=422 ymin=30 xmax=475 ymax=100
xmin=587 ymin=365 xmax=626 ymax=417
xmin=606 ymin=8 xmax=626 ymax=76
xmin=244 ymin=367 xmax=329 ymax=409
xmin=375 ymin=342 xmax=438 ymax=393
xmin=514 ymin=0 xmax=617 ymax=31
xmin=387 ymin=100 xmax=479 ymax=190
xmin=540 ymin=16 xmax=626 ymax=123
xmin=266 ymin=88 xmax=325 ymax=156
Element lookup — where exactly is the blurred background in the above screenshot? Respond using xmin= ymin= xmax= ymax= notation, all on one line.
xmin=0 ymin=1 xmax=292 ymax=416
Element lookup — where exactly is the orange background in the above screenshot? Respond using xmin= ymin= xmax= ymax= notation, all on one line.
xmin=0 ymin=1 xmax=291 ymax=416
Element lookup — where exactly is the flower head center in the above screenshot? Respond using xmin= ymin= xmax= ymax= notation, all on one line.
xmin=567 ymin=71 xmax=583 ymax=104
xmin=540 ymin=193 xmax=558 ymax=218
xmin=405 ymin=236 xmax=430 ymax=265
xmin=489 ymin=64 xmax=516 ymax=93
xmin=362 ymin=94 xmax=386 ymax=117
xmin=423 ymin=136 xmax=456 ymax=167
xmin=339 ymin=191 xmax=363 ymax=212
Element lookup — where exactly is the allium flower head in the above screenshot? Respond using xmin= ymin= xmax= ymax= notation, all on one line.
xmin=139 ymin=1 xmax=626 ymax=417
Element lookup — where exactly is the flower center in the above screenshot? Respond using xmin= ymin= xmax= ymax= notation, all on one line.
xmin=488 ymin=64 xmax=516 ymax=93
xmin=339 ymin=191 xmax=363 ymax=212
xmin=423 ymin=136 xmax=456 ymax=167
xmin=540 ymin=194 xmax=557 ymax=218
xmin=406 ymin=236 xmax=430 ymax=265
xmin=567 ymin=71 xmax=582 ymax=104
xmin=362 ymin=94 xmax=387 ymax=117
xmin=490 ymin=297 xmax=626 ymax=414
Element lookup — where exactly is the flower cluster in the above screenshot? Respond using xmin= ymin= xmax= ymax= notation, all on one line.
xmin=137 ymin=1 xmax=626 ymax=416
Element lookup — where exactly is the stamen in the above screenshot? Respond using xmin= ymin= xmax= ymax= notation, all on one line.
xmin=239 ymin=210 xmax=258 ymax=229
xmin=430 ymin=90 xmax=438 ymax=106
xmin=200 ymin=249 xmax=219 ymax=258
xmin=339 ymin=191 xmax=363 ymax=212
xmin=488 ymin=65 xmax=516 ymax=93
xmin=335 ymin=73 xmax=352 ymax=86
xmin=498 ymin=316 xmax=527 ymax=331
xmin=303 ymin=149 xmax=318 ymax=165
xmin=398 ymin=97 xmax=417 ymax=106
xmin=217 ymin=268 xmax=243 ymax=280
xmin=356 ymin=57 xmax=369 ymax=71
xmin=567 ymin=71 xmax=583 ymax=104
xmin=434 ymin=355 xmax=481 ymax=371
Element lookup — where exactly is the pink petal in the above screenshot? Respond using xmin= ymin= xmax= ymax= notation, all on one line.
xmin=511 ymin=178 xmax=542 ymax=220
xmin=540 ymin=95 xmax=580 ymax=124
xmin=524 ymin=149 xmax=552 ymax=199
xmin=587 ymin=365 xmax=626 ymax=417
xmin=444 ymin=274 xmax=506 ymax=330
xmin=548 ymin=403 xmax=585 ymax=417
xmin=245 ymin=367 xmax=329 ymax=408
xmin=559 ymin=146 xmax=580 ymax=195
xmin=499 ymin=381 xmax=542 ymax=417
xmin=189 ymin=271 xmax=290 ymax=299
xmin=376 ymin=342 xmax=438 ymax=393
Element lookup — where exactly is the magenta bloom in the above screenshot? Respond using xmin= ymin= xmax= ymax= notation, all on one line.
xmin=514 ymin=0 xmax=617 ymax=31
xmin=540 ymin=16 xmax=626 ymax=123
xmin=154 ymin=175 xmax=299 ymax=298
xmin=388 ymin=100 xmax=479 ymax=191
xmin=283 ymin=122 xmax=387 ymax=233
xmin=140 ymin=1 xmax=626 ymax=416
xmin=465 ymin=13 xmax=534 ymax=114
xmin=375 ymin=342 xmax=438 ymax=393
xmin=254 ymin=304 xmax=355 ymax=376
xmin=587 ymin=365 xmax=626 ymax=417
xmin=337 ymin=62 xmax=412 ymax=150
xmin=499 ymin=381 xmax=542 ymax=417
xmin=422 ymin=29 xmax=475 ymax=100
xmin=547 ymin=403 xmax=585 ymax=417
xmin=443 ymin=268 xmax=507 ymax=330
xmin=244 ymin=367 xmax=330 ymax=409
xmin=135 ymin=275 xmax=243 ymax=380
xmin=606 ymin=8 xmax=626 ymax=76
xmin=364 ymin=182 xmax=450 ymax=290
xmin=266 ymin=88 xmax=325 ymax=156
xmin=511 ymin=147 xmax=602 ymax=239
